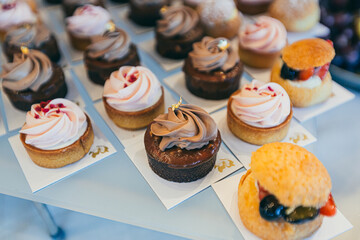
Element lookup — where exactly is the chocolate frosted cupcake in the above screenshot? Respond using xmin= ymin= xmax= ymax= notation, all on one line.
xmin=1 ymin=49 xmax=67 ymax=111
xmin=84 ymin=29 xmax=140 ymax=85
xmin=235 ymin=0 xmax=273 ymax=15
xmin=155 ymin=5 xmax=204 ymax=59
xmin=183 ymin=37 xmax=243 ymax=100
xmin=62 ymin=0 xmax=105 ymax=17
xmin=129 ymin=0 xmax=169 ymax=27
xmin=144 ymin=103 xmax=221 ymax=182
xmin=3 ymin=23 xmax=61 ymax=63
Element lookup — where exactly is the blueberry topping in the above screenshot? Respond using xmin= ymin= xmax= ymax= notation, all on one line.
xmin=259 ymin=195 xmax=284 ymax=221
xmin=280 ymin=63 xmax=298 ymax=80
xmin=283 ymin=206 xmax=319 ymax=224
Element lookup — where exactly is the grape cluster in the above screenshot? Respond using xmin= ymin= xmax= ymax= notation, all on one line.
xmin=320 ymin=0 xmax=360 ymax=73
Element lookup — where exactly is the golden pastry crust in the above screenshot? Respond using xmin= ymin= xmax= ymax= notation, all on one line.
xmin=238 ymin=43 xmax=283 ymax=68
xmin=20 ymin=115 xmax=94 ymax=168
xmin=103 ymin=87 xmax=165 ymax=130
xmin=269 ymin=0 xmax=320 ymax=32
xmin=282 ymin=39 xmax=335 ymax=70
xmin=271 ymin=60 xmax=333 ymax=108
xmin=250 ymin=142 xmax=331 ymax=208
xmin=227 ymin=90 xmax=293 ymax=145
xmin=238 ymin=170 xmax=324 ymax=240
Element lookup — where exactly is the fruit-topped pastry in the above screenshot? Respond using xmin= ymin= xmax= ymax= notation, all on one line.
xmin=238 ymin=16 xmax=287 ymax=68
xmin=183 ymin=36 xmax=243 ymax=100
xmin=19 ymin=98 xmax=94 ymax=168
xmin=238 ymin=142 xmax=337 ymax=240
xmin=84 ymin=27 xmax=141 ymax=85
xmin=0 ymin=0 xmax=37 ymax=41
xmin=102 ymin=66 xmax=164 ymax=130
xmin=155 ymin=5 xmax=204 ymax=59
xmin=271 ymin=38 xmax=335 ymax=108
xmin=66 ymin=4 xmax=113 ymax=51
xmin=1 ymin=47 xmax=67 ymax=111
xmin=3 ymin=23 xmax=61 ymax=63
xmin=227 ymin=80 xmax=292 ymax=145
xmin=144 ymin=99 xmax=221 ymax=182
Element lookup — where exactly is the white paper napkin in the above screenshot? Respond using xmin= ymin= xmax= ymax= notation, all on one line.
xmin=8 ymin=123 xmax=117 ymax=193
xmin=2 ymin=69 xmax=84 ymax=131
xmin=94 ymin=87 xmax=177 ymax=149
xmin=0 ymin=114 xmax=5 ymax=136
xmin=125 ymin=140 xmax=243 ymax=210
xmin=117 ymin=5 xmax=153 ymax=35
xmin=163 ymin=72 xmax=248 ymax=114
xmin=211 ymin=109 xmax=317 ymax=169
xmin=212 ymin=172 xmax=353 ymax=240
xmin=139 ymin=38 xmax=184 ymax=72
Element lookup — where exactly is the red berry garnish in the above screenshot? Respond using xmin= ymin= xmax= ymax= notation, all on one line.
xmin=253 ymin=87 xmax=258 ymax=91
xmin=56 ymin=109 xmax=60 ymax=114
xmin=40 ymin=101 xmax=47 ymax=108
xmin=320 ymin=193 xmax=336 ymax=216
xmin=123 ymin=83 xmax=128 ymax=88
xmin=326 ymin=39 xmax=334 ymax=47
xmin=273 ymin=93 xmax=277 ymax=97
xmin=42 ymin=108 xmax=49 ymax=113
xmin=258 ymin=182 xmax=270 ymax=201
xmin=317 ymin=63 xmax=330 ymax=80
xmin=298 ymin=67 xmax=315 ymax=80
xmin=57 ymin=103 xmax=65 ymax=108
xmin=2 ymin=3 xmax=16 ymax=10
xmin=128 ymin=74 xmax=138 ymax=83
xmin=49 ymin=104 xmax=56 ymax=109
xmin=245 ymin=87 xmax=251 ymax=91
xmin=123 ymin=73 xmax=127 ymax=78
xmin=35 ymin=106 xmax=42 ymax=112
xmin=34 ymin=114 xmax=39 ymax=119
xmin=268 ymin=86 xmax=274 ymax=92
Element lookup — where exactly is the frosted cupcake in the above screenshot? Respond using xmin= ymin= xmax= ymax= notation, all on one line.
xmin=227 ymin=80 xmax=292 ymax=145
xmin=19 ymin=98 xmax=94 ymax=168
xmin=239 ymin=16 xmax=287 ymax=68
xmin=66 ymin=4 xmax=113 ymax=51
xmin=103 ymin=66 xmax=164 ymax=130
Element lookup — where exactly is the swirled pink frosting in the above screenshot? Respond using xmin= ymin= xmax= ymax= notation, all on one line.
xmin=103 ymin=66 xmax=162 ymax=112
xmin=151 ymin=104 xmax=218 ymax=151
xmin=239 ymin=16 xmax=286 ymax=53
xmin=0 ymin=1 xmax=36 ymax=31
xmin=231 ymin=80 xmax=291 ymax=128
xmin=66 ymin=4 xmax=111 ymax=37
xmin=20 ymin=99 xmax=87 ymax=150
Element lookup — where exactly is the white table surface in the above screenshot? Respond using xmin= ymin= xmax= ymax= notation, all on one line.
xmin=0 ymin=1 xmax=359 ymax=239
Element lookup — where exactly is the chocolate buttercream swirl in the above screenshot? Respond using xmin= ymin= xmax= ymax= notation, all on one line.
xmin=6 ymin=24 xmax=51 ymax=48
xmin=157 ymin=6 xmax=199 ymax=37
xmin=189 ymin=36 xmax=239 ymax=72
xmin=1 ymin=50 xmax=53 ymax=92
xmin=87 ymin=29 xmax=131 ymax=61
xmin=151 ymin=104 xmax=218 ymax=151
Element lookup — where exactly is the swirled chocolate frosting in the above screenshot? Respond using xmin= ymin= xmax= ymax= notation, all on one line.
xmin=1 ymin=50 xmax=53 ymax=92
xmin=157 ymin=5 xmax=199 ymax=37
xmin=5 ymin=24 xmax=51 ymax=48
xmin=86 ymin=29 xmax=131 ymax=61
xmin=189 ymin=36 xmax=239 ymax=72
xmin=151 ymin=104 xmax=218 ymax=151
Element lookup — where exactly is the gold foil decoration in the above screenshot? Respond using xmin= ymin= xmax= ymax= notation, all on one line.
xmin=217 ymin=39 xmax=230 ymax=51
xmin=290 ymin=133 xmax=308 ymax=144
xmin=20 ymin=46 xmax=29 ymax=55
xmin=171 ymin=97 xmax=182 ymax=111
xmin=89 ymin=145 xmax=109 ymax=158
xmin=106 ymin=21 xmax=116 ymax=32
xmin=160 ymin=6 xmax=168 ymax=14
xmin=215 ymin=159 xmax=235 ymax=173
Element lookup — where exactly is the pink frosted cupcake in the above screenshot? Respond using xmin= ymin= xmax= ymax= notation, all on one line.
xmin=0 ymin=0 xmax=37 ymax=40
xmin=238 ymin=16 xmax=287 ymax=68
xmin=102 ymin=66 xmax=165 ymax=130
xmin=66 ymin=4 xmax=113 ymax=51
xmin=227 ymin=79 xmax=292 ymax=145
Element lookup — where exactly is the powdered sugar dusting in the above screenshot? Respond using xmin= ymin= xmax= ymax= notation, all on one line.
xmin=198 ymin=0 xmax=237 ymax=25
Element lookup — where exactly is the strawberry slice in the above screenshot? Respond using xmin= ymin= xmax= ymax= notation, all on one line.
xmin=320 ymin=193 xmax=336 ymax=217
xmin=298 ymin=68 xmax=315 ymax=80
xmin=317 ymin=63 xmax=330 ymax=80
xmin=326 ymin=39 xmax=334 ymax=47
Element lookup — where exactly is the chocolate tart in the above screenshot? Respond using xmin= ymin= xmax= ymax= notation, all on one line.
xmin=128 ymin=0 xmax=169 ymax=26
xmin=84 ymin=44 xmax=140 ymax=85
xmin=155 ymin=21 xmax=204 ymax=59
xmin=183 ymin=57 xmax=243 ymax=100
xmin=62 ymin=0 xmax=106 ymax=17
xmin=3 ymin=34 xmax=61 ymax=63
xmin=144 ymin=126 xmax=221 ymax=182
xmin=227 ymin=90 xmax=293 ymax=145
xmin=103 ymin=87 xmax=165 ymax=130
xmin=20 ymin=115 xmax=94 ymax=168
xmin=3 ymin=64 xmax=67 ymax=111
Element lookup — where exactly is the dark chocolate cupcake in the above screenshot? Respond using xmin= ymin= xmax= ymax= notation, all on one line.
xmin=155 ymin=5 xmax=204 ymax=59
xmin=183 ymin=37 xmax=243 ymax=100
xmin=144 ymin=103 xmax=221 ymax=183
xmin=45 ymin=0 xmax=62 ymax=4
xmin=129 ymin=0 xmax=169 ymax=26
xmin=1 ymin=49 xmax=67 ymax=111
xmin=235 ymin=0 xmax=273 ymax=15
xmin=3 ymin=24 xmax=61 ymax=63
xmin=84 ymin=29 xmax=140 ymax=85
xmin=62 ymin=0 xmax=105 ymax=17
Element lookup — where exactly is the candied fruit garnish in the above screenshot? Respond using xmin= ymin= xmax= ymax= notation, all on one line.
xmin=57 ymin=103 xmax=65 ymax=108
xmin=34 ymin=114 xmax=39 ymax=119
xmin=35 ymin=106 xmax=42 ymax=112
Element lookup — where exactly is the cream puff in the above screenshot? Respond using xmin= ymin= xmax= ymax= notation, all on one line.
xmin=227 ymin=80 xmax=292 ymax=145
xmin=270 ymin=38 xmax=335 ymax=108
